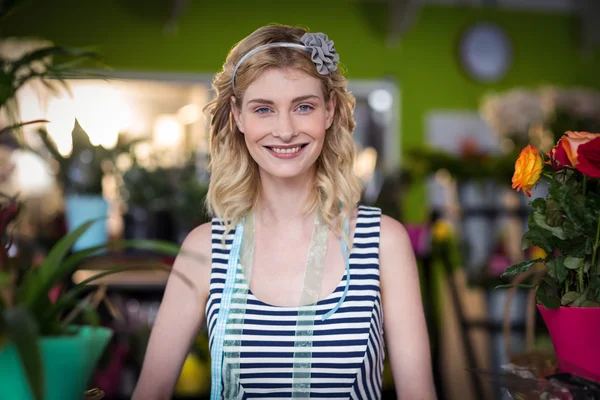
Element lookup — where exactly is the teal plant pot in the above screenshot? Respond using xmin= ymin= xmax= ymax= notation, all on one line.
xmin=0 ymin=325 xmax=113 ymax=400
xmin=64 ymin=194 xmax=108 ymax=251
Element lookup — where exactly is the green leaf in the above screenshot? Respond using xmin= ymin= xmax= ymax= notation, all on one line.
xmin=0 ymin=119 xmax=48 ymax=137
xmin=9 ymin=46 xmax=99 ymax=76
xmin=558 ymin=236 xmax=594 ymax=258
xmin=564 ymin=256 xmax=584 ymax=270
xmin=530 ymin=198 xmax=547 ymax=214
xmin=584 ymin=258 xmax=593 ymax=273
xmin=547 ymin=257 xmax=569 ymax=284
xmin=521 ymin=233 xmax=534 ymax=250
xmin=521 ymin=228 xmax=555 ymax=254
xmin=561 ymin=291 xmax=581 ymax=306
xmin=2 ymin=307 xmax=43 ymax=400
xmin=572 ymin=288 xmax=589 ymax=307
xmin=19 ymin=218 xmax=101 ymax=307
xmin=581 ymin=301 xmax=600 ymax=308
xmin=494 ymin=283 xmax=536 ymax=290
xmin=0 ymin=69 xmax=14 ymax=105
xmin=501 ymin=258 xmax=543 ymax=277
xmin=545 ymin=199 xmax=564 ymax=226
xmin=41 ymin=261 xmax=199 ymax=327
xmin=542 ymin=276 xmax=561 ymax=288
xmin=533 ymin=212 xmax=567 ymax=239
xmin=537 ymin=288 xmax=560 ymax=309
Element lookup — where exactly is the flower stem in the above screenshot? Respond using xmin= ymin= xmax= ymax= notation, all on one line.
xmin=584 ymin=175 xmax=588 ymax=194
xmin=593 ymin=211 xmax=600 ymax=276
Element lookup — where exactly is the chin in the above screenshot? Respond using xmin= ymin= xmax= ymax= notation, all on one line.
xmin=260 ymin=165 xmax=313 ymax=180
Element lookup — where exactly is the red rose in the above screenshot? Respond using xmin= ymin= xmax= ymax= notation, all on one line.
xmin=548 ymin=136 xmax=573 ymax=170
xmin=576 ymin=136 xmax=600 ymax=178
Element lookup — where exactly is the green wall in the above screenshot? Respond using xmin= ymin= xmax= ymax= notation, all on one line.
xmin=3 ymin=0 xmax=600 ymax=222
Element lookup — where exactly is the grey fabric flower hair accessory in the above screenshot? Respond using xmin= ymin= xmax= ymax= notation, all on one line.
xmin=231 ymin=32 xmax=339 ymax=88
xmin=300 ymin=32 xmax=339 ymax=75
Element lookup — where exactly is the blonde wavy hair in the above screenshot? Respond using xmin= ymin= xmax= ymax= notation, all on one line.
xmin=204 ymin=24 xmax=361 ymax=237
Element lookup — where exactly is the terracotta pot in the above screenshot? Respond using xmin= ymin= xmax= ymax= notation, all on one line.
xmin=538 ymin=304 xmax=600 ymax=382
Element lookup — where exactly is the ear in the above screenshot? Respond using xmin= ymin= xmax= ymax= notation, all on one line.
xmin=230 ymin=96 xmax=245 ymax=133
xmin=325 ymin=92 xmax=336 ymax=130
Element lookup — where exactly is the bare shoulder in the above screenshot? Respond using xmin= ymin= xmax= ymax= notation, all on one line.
xmin=378 ymin=214 xmax=417 ymax=276
xmin=181 ymin=220 xmax=213 ymax=253
xmin=170 ymin=221 xmax=213 ymax=298
xmin=379 ymin=214 xmax=412 ymax=253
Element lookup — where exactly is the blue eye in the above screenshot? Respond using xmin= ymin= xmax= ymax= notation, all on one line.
xmin=254 ymin=107 xmax=271 ymax=114
xmin=297 ymin=104 xmax=314 ymax=112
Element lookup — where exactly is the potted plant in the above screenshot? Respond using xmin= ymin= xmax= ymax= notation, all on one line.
xmin=502 ymin=131 xmax=600 ymax=382
xmin=35 ymin=123 xmax=137 ymax=252
xmin=0 ymin=18 xmax=205 ymax=397
xmin=0 ymin=192 xmax=199 ymax=400
xmin=121 ymin=152 xmax=209 ymax=243
xmin=0 ymin=28 xmax=111 ymax=252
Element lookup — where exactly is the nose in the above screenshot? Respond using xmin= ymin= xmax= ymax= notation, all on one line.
xmin=273 ymin=113 xmax=297 ymax=142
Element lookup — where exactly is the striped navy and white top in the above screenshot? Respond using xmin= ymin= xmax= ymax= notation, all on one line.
xmin=205 ymin=206 xmax=385 ymax=399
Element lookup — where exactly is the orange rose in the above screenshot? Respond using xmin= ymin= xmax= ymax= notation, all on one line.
xmin=512 ymin=145 xmax=543 ymax=197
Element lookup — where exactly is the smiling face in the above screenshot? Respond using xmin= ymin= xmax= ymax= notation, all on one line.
xmin=231 ymin=68 xmax=336 ymax=181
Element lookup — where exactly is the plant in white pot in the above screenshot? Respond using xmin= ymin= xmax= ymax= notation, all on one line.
xmin=502 ymin=131 xmax=600 ymax=382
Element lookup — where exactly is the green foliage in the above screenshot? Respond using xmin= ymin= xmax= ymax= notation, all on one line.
xmin=0 ymin=198 xmax=206 ymax=400
xmin=0 ymin=31 xmax=204 ymax=400
xmin=121 ymin=153 xmax=210 ymax=229
xmin=0 ymin=43 xmax=102 ymax=141
xmin=501 ymin=169 xmax=600 ymax=309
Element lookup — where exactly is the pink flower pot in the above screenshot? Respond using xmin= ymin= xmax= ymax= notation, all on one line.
xmin=538 ymin=304 xmax=600 ymax=382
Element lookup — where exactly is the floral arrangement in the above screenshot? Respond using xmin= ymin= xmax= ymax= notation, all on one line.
xmin=503 ymin=131 xmax=600 ymax=309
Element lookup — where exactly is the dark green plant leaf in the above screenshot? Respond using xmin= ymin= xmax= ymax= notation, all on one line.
xmin=541 ymin=276 xmax=561 ymax=289
xmin=33 ymin=294 xmax=61 ymax=336
xmin=530 ymin=197 xmax=547 ymax=214
xmin=0 ymin=119 xmax=48 ymax=137
xmin=581 ymin=301 xmax=600 ymax=307
xmin=495 ymin=283 xmax=536 ymax=290
xmin=521 ymin=228 xmax=555 ymax=254
xmin=18 ymin=219 xmax=100 ymax=306
xmin=564 ymin=256 xmax=583 ymax=270
xmin=533 ymin=212 xmax=567 ymax=239
xmin=2 ymin=306 xmax=43 ymax=400
xmin=0 ymin=69 xmax=14 ymax=105
xmin=545 ymin=199 xmax=563 ymax=226
xmin=41 ymin=261 xmax=199 ymax=328
xmin=9 ymin=46 xmax=99 ymax=76
xmin=561 ymin=291 xmax=581 ymax=306
xmin=537 ymin=288 xmax=560 ymax=309
xmin=501 ymin=258 xmax=543 ymax=277
xmin=584 ymin=258 xmax=593 ymax=273
xmin=572 ymin=288 xmax=589 ymax=307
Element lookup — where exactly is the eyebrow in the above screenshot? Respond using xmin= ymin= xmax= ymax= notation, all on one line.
xmin=246 ymin=95 xmax=321 ymax=106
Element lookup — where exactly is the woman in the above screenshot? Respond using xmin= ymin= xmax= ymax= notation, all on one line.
xmin=133 ymin=25 xmax=435 ymax=400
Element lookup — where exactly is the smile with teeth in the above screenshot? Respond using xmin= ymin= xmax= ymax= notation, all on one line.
xmin=271 ymin=146 xmax=302 ymax=154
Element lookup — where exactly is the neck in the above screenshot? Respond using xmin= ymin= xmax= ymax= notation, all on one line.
xmin=256 ymin=167 xmax=317 ymax=226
